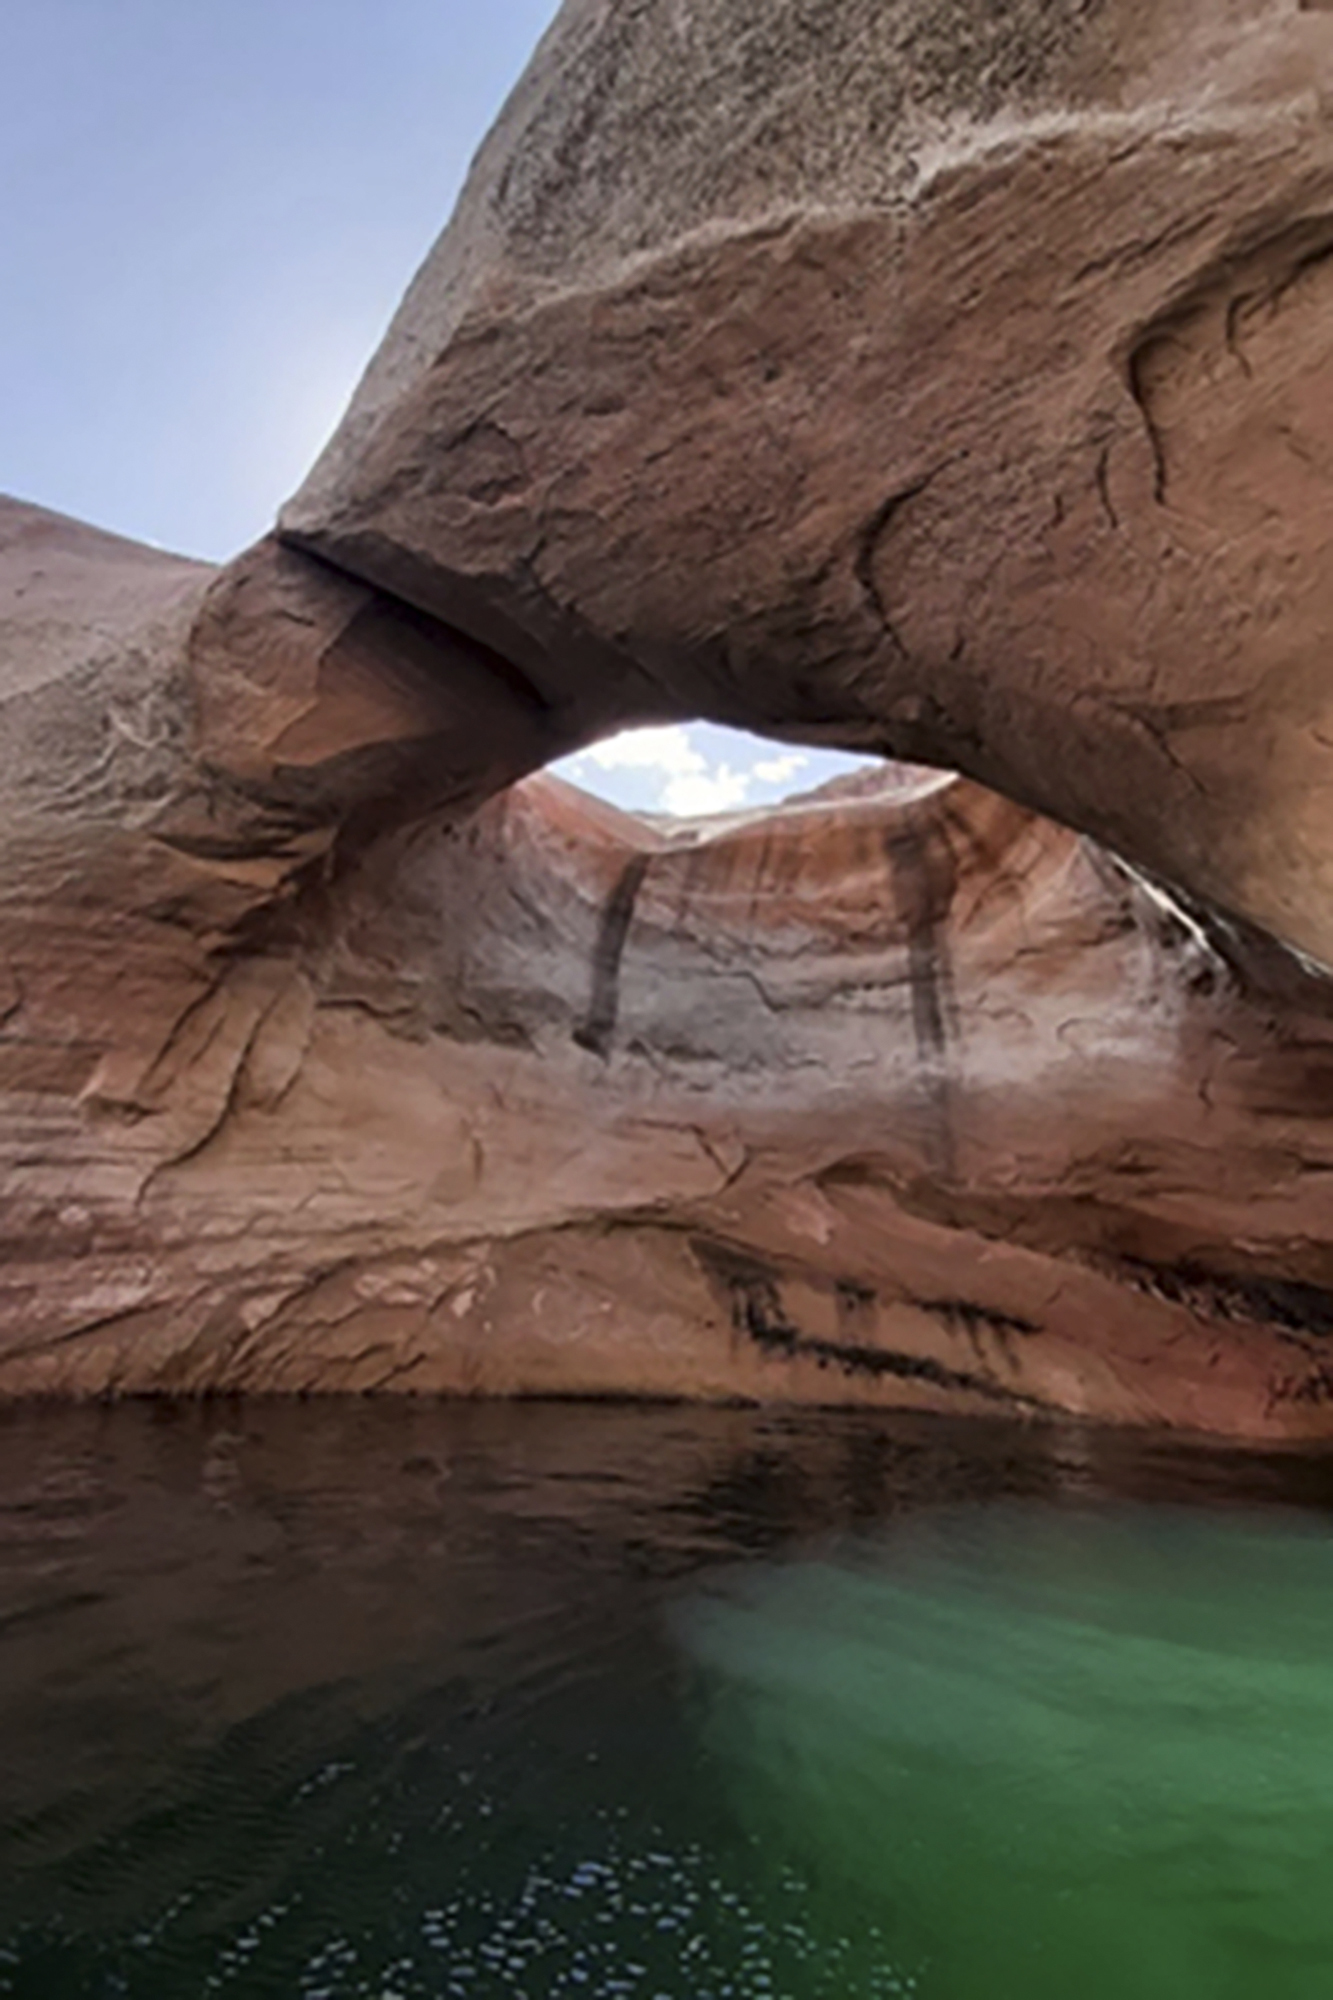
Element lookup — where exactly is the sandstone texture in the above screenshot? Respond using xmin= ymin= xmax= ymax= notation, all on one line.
xmin=285 ymin=0 xmax=1333 ymax=968
xmin=7 ymin=486 xmax=1333 ymax=1434
xmin=8 ymin=0 xmax=1333 ymax=1434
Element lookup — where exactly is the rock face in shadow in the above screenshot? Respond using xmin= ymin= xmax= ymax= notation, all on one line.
xmin=7 ymin=490 xmax=1333 ymax=1439
xmin=282 ymin=0 xmax=1333 ymax=968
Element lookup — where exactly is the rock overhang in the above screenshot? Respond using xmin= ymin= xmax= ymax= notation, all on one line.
xmin=275 ymin=0 xmax=1333 ymax=966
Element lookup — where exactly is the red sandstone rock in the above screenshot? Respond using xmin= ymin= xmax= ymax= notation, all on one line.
xmin=8 ymin=0 xmax=1333 ymax=1433
xmin=283 ymin=0 xmax=1333 ymax=968
xmin=6 ymin=488 xmax=1333 ymax=1436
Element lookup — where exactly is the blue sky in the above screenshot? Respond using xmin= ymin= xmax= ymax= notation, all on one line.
xmin=552 ymin=724 xmax=873 ymax=818
xmin=4 ymin=0 xmax=872 ymax=816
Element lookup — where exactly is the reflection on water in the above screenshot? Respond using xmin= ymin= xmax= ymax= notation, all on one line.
xmin=0 ymin=1402 xmax=1332 ymax=1997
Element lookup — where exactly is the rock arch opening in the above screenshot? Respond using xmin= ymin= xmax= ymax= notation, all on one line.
xmin=551 ymin=722 xmax=883 ymax=822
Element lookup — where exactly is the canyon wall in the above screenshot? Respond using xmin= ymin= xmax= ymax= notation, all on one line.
xmin=6 ymin=0 xmax=1333 ymax=1433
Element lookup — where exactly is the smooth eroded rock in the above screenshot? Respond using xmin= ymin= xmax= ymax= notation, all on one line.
xmin=283 ymin=0 xmax=1333 ymax=965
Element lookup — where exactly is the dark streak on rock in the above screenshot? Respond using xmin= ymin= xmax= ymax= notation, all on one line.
xmin=884 ymin=822 xmax=957 ymax=1174
xmin=836 ymin=1278 xmax=876 ymax=1326
xmin=1124 ymin=1257 xmax=1333 ymax=1343
xmin=912 ymin=1296 xmax=1040 ymax=1339
xmin=1269 ymin=1364 xmax=1333 ymax=1410
xmin=574 ymin=853 xmax=652 ymax=1056
xmin=694 ymin=1240 xmax=1024 ymax=1403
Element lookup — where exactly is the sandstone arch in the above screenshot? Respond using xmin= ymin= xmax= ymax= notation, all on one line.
xmin=279 ymin=0 xmax=1333 ymax=968
xmin=6 ymin=0 xmax=1333 ymax=1432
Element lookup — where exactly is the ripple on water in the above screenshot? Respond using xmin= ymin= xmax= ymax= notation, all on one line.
xmin=0 ymin=1402 xmax=1331 ymax=1998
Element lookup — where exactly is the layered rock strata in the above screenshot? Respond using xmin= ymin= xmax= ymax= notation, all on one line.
xmin=9 ymin=0 xmax=1333 ymax=1434
xmin=7 ymin=487 xmax=1333 ymax=1435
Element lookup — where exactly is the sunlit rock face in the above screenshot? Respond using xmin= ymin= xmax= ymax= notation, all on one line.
xmin=282 ymin=0 xmax=1333 ymax=968
xmin=7 ymin=488 xmax=1333 ymax=1432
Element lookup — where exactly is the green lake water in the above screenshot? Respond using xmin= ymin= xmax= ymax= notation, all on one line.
xmin=2 ymin=1401 xmax=1333 ymax=1998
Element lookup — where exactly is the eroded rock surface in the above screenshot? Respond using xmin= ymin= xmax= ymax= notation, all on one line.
xmin=7 ymin=489 xmax=1333 ymax=1436
xmin=283 ymin=0 xmax=1333 ymax=966
xmin=8 ymin=0 xmax=1333 ymax=1432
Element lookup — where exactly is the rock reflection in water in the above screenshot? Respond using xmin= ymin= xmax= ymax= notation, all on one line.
xmin=0 ymin=1401 xmax=1332 ymax=1997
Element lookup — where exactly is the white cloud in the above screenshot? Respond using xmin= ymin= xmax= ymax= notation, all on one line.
xmin=558 ymin=725 xmax=852 ymax=818
xmin=564 ymin=724 xmax=757 ymax=815
xmin=575 ymin=725 xmax=706 ymax=779
xmin=660 ymin=763 xmax=753 ymax=815
xmin=751 ymin=752 xmax=808 ymax=786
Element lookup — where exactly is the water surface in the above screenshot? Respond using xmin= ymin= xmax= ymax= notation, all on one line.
xmin=1 ymin=1401 xmax=1332 ymax=1998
